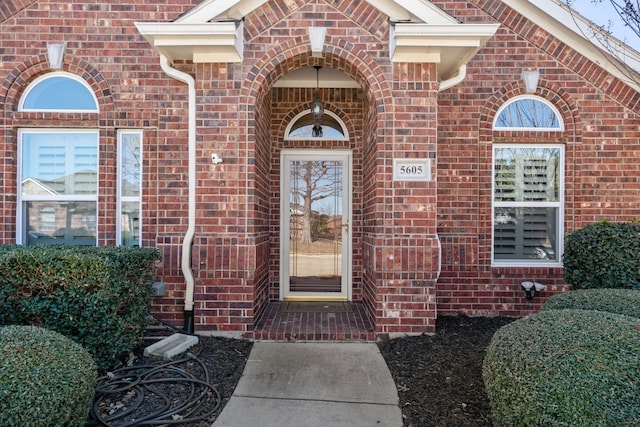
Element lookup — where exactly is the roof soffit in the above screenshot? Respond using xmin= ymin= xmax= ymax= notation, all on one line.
xmin=135 ymin=0 xmax=498 ymax=82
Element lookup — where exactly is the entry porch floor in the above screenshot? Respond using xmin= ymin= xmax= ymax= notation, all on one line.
xmin=244 ymin=301 xmax=376 ymax=341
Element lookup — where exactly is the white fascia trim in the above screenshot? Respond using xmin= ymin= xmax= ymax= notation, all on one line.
xmin=135 ymin=22 xmax=243 ymax=63
xmin=392 ymin=23 xmax=500 ymax=41
xmin=501 ymin=0 xmax=640 ymax=91
xmin=225 ymin=0 xmax=269 ymax=20
xmin=177 ymin=0 xmax=454 ymax=24
xmin=176 ymin=0 xmax=240 ymax=23
xmin=389 ymin=23 xmax=500 ymax=72
xmin=137 ymin=22 xmax=238 ymax=37
xmin=176 ymin=0 xmax=267 ymax=22
xmin=387 ymin=0 xmax=459 ymax=24
xmin=366 ymin=0 xmax=414 ymax=22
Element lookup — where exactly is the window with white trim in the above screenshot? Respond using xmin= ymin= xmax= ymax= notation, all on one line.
xmin=493 ymin=95 xmax=563 ymax=131
xmin=17 ymin=73 xmax=99 ymax=246
xmin=18 ymin=130 xmax=98 ymax=245
xmin=492 ymin=145 xmax=564 ymax=265
xmin=117 ymin=130 xmax=142 ymax=247
xmin=285 ymin=110 xmax=348 ymax=140
xmin=19 ymin=72 xmax=99 ymax=112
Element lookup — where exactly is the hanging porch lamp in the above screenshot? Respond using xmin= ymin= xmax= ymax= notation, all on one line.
xmin=311 ymin=65 xmax=324 ymax=137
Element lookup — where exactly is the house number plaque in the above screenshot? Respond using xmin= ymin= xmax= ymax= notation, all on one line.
xmin=393 ymin=159 xmax=431 ymax=181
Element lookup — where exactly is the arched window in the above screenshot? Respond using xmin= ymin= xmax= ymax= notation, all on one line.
xmin=19 ymin=72 xmax=99 ymax=112
xmin=491 ymin=95 xmax=565 ymax=267
xmin=285 ymin=110 xmax=348 ymax=140
xmin=493 ymin=95 xmax=563 ymax=131
xmin=17 ymin=72 xmax=100 ymax=246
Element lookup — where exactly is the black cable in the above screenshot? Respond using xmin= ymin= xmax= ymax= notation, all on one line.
xmin=148 ymin=314 xmax=187 ymax=334
xmin=86 ymin=349 xmax=221 ymax=426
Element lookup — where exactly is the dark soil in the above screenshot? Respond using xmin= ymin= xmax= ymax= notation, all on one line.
xmin=86 ymin=316 xmax=513 ymax=426
xmin=378 ymin=316 xmax=515 ymax=427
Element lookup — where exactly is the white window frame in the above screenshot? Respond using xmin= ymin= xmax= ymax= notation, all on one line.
xmin=18 ymin=71 xmax=99 ymax=113
xmin=284 ymin=110 xmax=349 ymax=140
xmin=491 ymin=144 xmax=564 ymax=267
xmin=493 ymin=95 xmax=564 ymax=131
xmin=117 ymin=130 xmax=143 ymax=247
xmin=17 ymin=128 xmax=100 ymax=245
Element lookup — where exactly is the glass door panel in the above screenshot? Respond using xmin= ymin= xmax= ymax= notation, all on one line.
xmin=281 ymin=151 xmax=351 ymax=300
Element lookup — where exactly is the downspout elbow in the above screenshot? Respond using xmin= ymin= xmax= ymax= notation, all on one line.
xmin=438 ymin=65 xmax=467 ymax=92
xmin=159 ymin=55 xmax=197 ymax=327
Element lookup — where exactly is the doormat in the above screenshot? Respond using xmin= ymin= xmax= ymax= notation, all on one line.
xmin=281 ymin=301 xmax=352 ymax=313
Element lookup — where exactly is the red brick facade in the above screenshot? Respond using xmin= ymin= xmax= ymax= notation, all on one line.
xmin=1 ymin=0 xmax=639 ymax=336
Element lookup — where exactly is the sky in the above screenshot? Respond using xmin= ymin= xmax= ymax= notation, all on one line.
xmin=569 ymin=0 xmax=640 ymax=52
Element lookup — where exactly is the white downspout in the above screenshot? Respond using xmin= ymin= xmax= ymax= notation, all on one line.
xmin=438 ymin=65 xmax=467 ymax=92
xmin=159 ymin=55 xmax=197 ymax=332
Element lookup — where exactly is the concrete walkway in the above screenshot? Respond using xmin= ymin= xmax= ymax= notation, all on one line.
xmin=212 ymin=342 xmax=403 ymax=427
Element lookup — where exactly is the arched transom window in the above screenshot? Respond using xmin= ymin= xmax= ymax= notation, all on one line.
xmin=19 ymin=72 xmax=99 ymax=112
xmin=493 ymin=95 xmax=563 ymax=131
xmin=491 ymin=95 xmax=565 ymax=267
xmin=285 ymin=110 xmax=348 ymax=140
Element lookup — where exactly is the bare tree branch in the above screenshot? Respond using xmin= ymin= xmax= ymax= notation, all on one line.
xmin=561 ymin=0 xmax=640 ymax=89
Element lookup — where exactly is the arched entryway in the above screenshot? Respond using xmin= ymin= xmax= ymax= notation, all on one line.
xmin=241 ymin=47 xmax=391 ymax=340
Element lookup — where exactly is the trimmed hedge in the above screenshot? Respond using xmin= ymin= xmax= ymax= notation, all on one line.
xmin=0 ymin=325 xmax=97 ymax=426
xmin=543 ymin=289 xmax=640 ymax=319
xmin=0 ymin=245 xmax=160 ymax=370
xmin=483 ymin=310 xmax=640 ymax=426
xmin=563 ymin=221 xmax=640 ymax=289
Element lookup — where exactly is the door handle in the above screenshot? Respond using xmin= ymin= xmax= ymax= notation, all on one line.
xmin=342 ymin=220 xmax=349 ymax=234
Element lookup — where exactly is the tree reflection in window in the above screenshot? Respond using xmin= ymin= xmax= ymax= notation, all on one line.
xmin=493 ymin=96 xmax=563 ymax=131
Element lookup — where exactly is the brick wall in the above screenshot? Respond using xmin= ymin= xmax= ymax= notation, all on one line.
xmin=435 ymin=0 xmax=640 ymax=316
xmin=1 ymin=0 xmax=639 ymax=335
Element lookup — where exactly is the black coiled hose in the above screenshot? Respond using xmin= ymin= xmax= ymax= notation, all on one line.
xmin=86 ymin=348 xmax=221 ymax=426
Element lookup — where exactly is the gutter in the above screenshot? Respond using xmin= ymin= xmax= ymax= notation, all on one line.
xmin=159 ymin=55 xmax=197 ymax=334
xmin=438 ymin=65 xmax=466 ymax=92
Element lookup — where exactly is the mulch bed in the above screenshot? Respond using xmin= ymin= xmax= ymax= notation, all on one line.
xmin=86 ymin=316 xmax=513 ymax=426
xmin=377 ymin=316 xmax=515 ymax=427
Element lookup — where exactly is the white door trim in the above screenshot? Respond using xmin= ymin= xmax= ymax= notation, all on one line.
xmin=279 ymin=149 xmax=353 ymax=301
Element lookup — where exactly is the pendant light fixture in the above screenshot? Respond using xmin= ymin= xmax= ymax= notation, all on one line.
xmin=311 ymin=65 xmax=324 ymax=137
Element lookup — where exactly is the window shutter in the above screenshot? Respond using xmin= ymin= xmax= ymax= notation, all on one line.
xmin=523 ymin=156 xmax=556 ymax=202
xmin=494 ymin=159 xmax=516 ymax=202
xmin=522 ymin=208 xmax=555 ymax=259
xmin=494 ymin=211 xmax=517 ymax=257
xmin=73 ymin=144 xmax=98 ymax=194
xmin=493 ymin=147 xmax=561 ymax=262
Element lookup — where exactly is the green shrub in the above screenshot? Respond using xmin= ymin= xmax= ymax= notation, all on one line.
xmin=563 ymin=221 xmax=640 ymax=289
xmin=0 ymin=325 xmax=97 ymax=426
xmin=483 ymin=309 xmax=640 ymax=426
xmin=543 ymin=289 xmax=640 ymax=318
xmin=0 ymin=245 xmax=160 ymax=370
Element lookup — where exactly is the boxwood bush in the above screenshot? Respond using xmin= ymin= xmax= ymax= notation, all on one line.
xmin=483 ymin=309 xmax=640 ymax=427
xmin=0 ymin=325 xmax=97 ymax=426
xmin=0 ymin=245 xmax=160 ymax=370
xmin=563 ymin=221 xmax=640 ymax=289
xmin=543 ymin=288 xmax=640 ymax=318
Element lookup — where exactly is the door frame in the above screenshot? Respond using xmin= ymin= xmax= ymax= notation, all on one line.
xmin=279 ymin=149 xmax=353 ymax=301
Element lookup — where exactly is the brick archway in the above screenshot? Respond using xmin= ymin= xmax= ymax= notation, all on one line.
xmin=240 ymin=37 xmax=393 ymax=329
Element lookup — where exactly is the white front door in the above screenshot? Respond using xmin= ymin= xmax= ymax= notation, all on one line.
xmin=280 ymin=150 xmax=352 ymax=301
